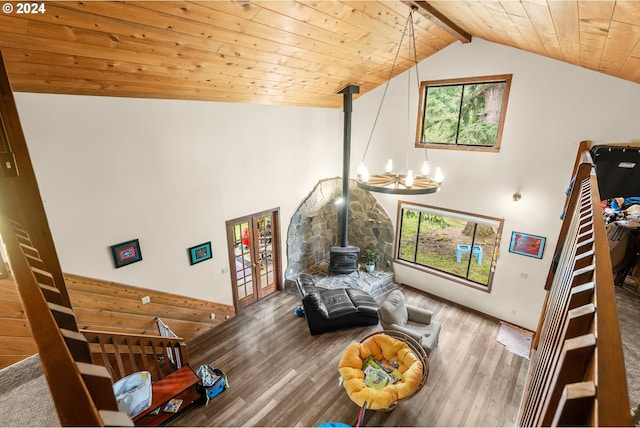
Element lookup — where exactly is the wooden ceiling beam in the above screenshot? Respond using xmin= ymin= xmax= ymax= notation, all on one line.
xmin=404 ymin=1 xmax=472 ymax=44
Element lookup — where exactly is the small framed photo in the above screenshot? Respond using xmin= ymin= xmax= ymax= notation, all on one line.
xmin=188 ymin=241 xmax=212 ymax=265
xmin=509 ymin=232 xmax=546 ymax=259
xmin=111 ymin=239 xmax=142 ymax=268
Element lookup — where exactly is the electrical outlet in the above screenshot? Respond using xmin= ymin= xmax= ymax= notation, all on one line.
xmin=141 ymin=296 xmax=151 ymax=305
xmin=386 ymin=260 xmax=391 ymax=267
xmin=210 ymin=313 xmax=216 ymax=320
xmin=0 ymin=152 xmax=18 ymax=177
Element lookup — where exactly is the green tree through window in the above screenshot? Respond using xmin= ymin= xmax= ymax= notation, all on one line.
xmin=416 ymin=74 xmax=511 ymax=151
xmin=396 ymin=202 xmax=503 ymax=291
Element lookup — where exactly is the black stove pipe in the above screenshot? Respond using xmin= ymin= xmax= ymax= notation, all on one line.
xmin=337 ymin=84 xmax=360 ymax=247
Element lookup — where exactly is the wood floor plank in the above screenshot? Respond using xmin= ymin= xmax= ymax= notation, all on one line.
xmin=179 ymin=286 xmax=529 ymax=427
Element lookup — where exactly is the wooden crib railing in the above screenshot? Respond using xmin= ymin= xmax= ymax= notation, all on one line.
xmin=518 ymin=141 xmax=630 ymax=426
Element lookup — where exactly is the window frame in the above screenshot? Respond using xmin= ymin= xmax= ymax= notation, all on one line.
xmin=414 ymin=74 xmax=512 ymax=153
xmin=394 ymin=200 xmax=504 ymax=292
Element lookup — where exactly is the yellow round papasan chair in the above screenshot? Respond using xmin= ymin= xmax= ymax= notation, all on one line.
xmin=338 ymin=331 xmax=429 ymax=411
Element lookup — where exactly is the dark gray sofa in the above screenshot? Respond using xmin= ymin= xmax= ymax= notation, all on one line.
xmin=296 ymin=273 xmax=379 ymax=335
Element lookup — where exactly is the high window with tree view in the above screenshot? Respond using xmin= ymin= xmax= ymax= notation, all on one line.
xmin=415 ymin=74 xmax=511 ymax=151
xmin=396 ymin=202 xmax=503 ymax=291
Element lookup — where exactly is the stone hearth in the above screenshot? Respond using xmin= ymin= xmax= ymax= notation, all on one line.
xmin=285 ymin=177 xmax=395 ymax=294
xmin=306 ymin=269 xmax=395 ymax=299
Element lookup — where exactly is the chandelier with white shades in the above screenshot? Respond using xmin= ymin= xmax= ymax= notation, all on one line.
xmin=356 ymin=6 xmax=443 ymax=195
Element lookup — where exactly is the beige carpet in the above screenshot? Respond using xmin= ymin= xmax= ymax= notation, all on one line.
xmin=616 ymin=283 xmax=640 ymax=408
xmin=0 ymin=354 xmax=58 ymax=427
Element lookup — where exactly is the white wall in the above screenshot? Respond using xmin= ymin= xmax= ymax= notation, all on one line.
xmin=14 ymin=94 xmax=342 ymax=305
xmin=13 ymin=38 xmax=640 ymax=329
xmin=350 ymin=38 xmax=640 ymax=329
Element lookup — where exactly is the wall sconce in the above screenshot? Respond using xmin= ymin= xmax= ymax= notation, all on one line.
xmin=512 ymin=192 xmax=522 ymax=202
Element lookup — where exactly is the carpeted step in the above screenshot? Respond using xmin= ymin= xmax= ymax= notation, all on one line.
xmin=0 ymin=354 xmax=59 ymax=426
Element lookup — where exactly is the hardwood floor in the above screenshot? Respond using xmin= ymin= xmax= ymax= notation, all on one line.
xmin=177 ymin=286 xmax=529 ymax=427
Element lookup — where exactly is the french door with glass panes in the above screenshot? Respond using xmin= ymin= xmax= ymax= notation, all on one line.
xmin=226 ymin=208 xmax=280 ymax=311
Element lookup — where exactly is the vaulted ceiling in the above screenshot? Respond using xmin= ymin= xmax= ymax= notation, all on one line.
xmin=0 ymin=1 xmax=638 ymax=108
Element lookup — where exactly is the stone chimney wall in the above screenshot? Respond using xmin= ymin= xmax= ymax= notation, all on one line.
xmin=285 ymin=178 xmax=394 ymax=279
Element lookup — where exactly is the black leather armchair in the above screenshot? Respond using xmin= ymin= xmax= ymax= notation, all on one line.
xmin=296 ymin=273 xmax=379 ymax=335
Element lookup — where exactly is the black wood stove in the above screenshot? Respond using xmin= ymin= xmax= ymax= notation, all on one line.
xmin=329 ymin=245 xmax=360 ymax=275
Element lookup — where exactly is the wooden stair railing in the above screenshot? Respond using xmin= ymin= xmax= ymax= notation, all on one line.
xmin=0 ymin=218 xmax=133 ymax=426
xmin=81 ymin=329 xmax=189 ymax=383
xmin=518 ymin=142 xmax=630 ymax=427
xmin=82 ymin=329 xmax=203 ymax=427
xmin=0 ymin=48 xmax=134 ymax=425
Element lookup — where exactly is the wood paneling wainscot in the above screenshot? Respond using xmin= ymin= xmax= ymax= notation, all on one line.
xmin=0 ymin=273 xmax=235 ymax=370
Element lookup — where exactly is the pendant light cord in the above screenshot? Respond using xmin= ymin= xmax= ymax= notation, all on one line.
xmin=406 ymin=9 xmax=430 ymax=166
xmin=407 ymin=8 xmax=421 ymax=171
xmin=405 ymin=13 xmax=414 ymax=171
xmin=361 ymin=8 xmax=416 ymax=166
xmin=409 ymin=11 xmax=430 ymax=165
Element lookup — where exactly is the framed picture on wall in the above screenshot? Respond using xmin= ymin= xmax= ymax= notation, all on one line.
xmin=111 ymin=239 xmax=142 ymax=268
xmin=509 ymin=232 xmax=546 ymax=259
xmin=188 ymin=241 xmax=212 ymax=265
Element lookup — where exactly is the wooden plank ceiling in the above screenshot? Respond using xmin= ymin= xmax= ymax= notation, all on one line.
xmin=0 ymin=1 xmax=638 ymax=108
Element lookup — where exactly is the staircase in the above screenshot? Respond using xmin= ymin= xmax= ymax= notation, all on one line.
xmin=1 ymin=218 xmax=132 ymax=425
xmin=0 ymin=49 xmax=228 ymax=425
xmin=0 ymin=274 xmax=235 ymax=371
xmin=1 ymin=217 xmax=218 ymax=425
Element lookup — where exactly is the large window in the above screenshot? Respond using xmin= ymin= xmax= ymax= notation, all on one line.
xmin=415 ymin=74 xmax=511 ymax=152
xmin=396 ymin=201 xmax=503 ymax=291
